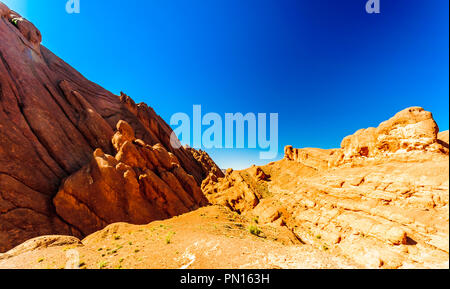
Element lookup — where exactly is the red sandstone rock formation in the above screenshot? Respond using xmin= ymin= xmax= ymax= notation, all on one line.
xmin=54 ymin=121 xmax=208 ymax=236
xmin=184 ymin=147 xmax=225 ymax=179
xmin=0 ymin=3 xmax=219 ymax=252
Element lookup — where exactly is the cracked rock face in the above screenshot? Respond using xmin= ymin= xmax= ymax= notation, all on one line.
xmin=0 ymin=3 xmax=220 ymax=252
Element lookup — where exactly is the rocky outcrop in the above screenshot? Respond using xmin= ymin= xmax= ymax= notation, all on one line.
xmin=0 ymin=3 xmax=218 ymax=252
xmin=0 ymin=235 xmax=82 ymax=262
xmin=205 ymin=108 xmax=449 ymax=268
xmin=184 ymin=147 xmax=225 ymax=179
xmin=330 ymin=107 xmax=448 ymax=166
xmin=0 ymin=3 xmax=41 ymax=50
xmin=438 ymin=130 xmax=449 ymax=149
xmin=202 ymin=168 xmax=263 ymax=213
xmin=54 ymin=121 xmax=208 ymax=236
xmin=284 ymin=147 xmax=339 ymax=170
xmin=284 ymin=107 xmax=448 ymax=169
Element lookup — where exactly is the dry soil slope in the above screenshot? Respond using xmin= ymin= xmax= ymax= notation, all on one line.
xmin=0 ymin=206 xmax=359 ymax=269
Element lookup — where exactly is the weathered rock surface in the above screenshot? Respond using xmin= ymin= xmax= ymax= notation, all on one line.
xmin=438 ymin=130 xmax=449 ymax=149
xmin=204 ymin=108 xmax=449 ymax=268
xmin=0 ymin=3 xmax=218 ymax=252
xmin=185 ymin=147 xmax=225 ymax=180
xmin=54 ymin=121 xmax=208 ymax=236
xmin=284 ymin=146 xmax=339 ymax=170
xmin=203 ymin=169 xmax=262 ymax=213
xmin=330 ymin=107 xmax=448 ymax=167
xmin=0 ymin=206 xmax=359 ymax=269
xmin=284 ymin=107 xmax=448 ymax=170
xmin=0 ymin=235 xmax=82 ymax=262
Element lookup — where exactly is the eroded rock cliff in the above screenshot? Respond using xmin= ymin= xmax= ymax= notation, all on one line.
xmin=0 ymin=3 xmax=219 ymax=251
xmin=54 ymin=121 xmax=208 ymax=236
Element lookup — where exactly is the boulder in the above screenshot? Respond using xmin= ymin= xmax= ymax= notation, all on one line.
xmin=329 ymin=107 xmax=448 ymax=166
xmin=342 ymin=107 xmax=444 ymax=156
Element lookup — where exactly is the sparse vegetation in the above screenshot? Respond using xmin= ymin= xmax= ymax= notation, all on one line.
xmin=10 ymin=18 xmax=19 ymax=27
xmin=110 ymin=246 xmax=122 ymax=254
xmin=248 ymin=225 xmax=262 ymax=237
xmin=166 ymin=232 xmax=175 ymax=244
xmin=98 ymin=261 xmax=108 ymax=269
xmin=240 ymin=171 xmax=272 ymax=198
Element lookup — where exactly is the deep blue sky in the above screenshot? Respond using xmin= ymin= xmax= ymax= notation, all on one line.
xmin=4 ymin=0 xmax=449 ymax=169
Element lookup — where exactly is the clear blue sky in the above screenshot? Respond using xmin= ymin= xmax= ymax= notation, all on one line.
xmin=3 ymin=0 xmax=449 ymax=169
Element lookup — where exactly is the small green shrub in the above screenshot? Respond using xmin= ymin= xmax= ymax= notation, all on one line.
xmin=248 ymin=225 xmax=262 ymax=237
xmin=11 ymin=18 xmax=19 ymax=27
xmin=166 ymin=232 xmax=175 ymax=244
xmin=98 ymin=261 xmax=108 ymax=269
